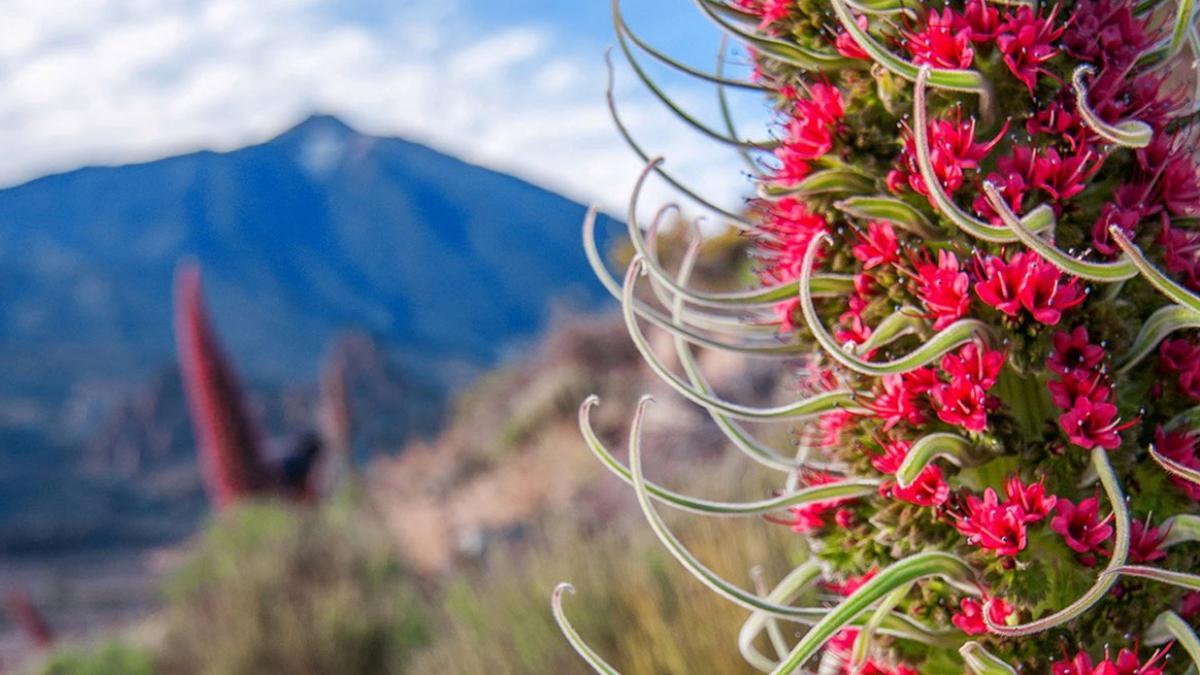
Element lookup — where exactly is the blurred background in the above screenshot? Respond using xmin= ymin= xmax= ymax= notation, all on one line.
xmin=0 ymin=1 xmax=801 ymax=673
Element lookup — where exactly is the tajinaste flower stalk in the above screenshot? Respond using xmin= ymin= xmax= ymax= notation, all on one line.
xmin=557 ymin=0 xmax=1200 ymax=672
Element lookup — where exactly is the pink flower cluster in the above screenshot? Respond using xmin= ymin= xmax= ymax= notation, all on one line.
xmin=1049 ymin=494 xmax=1114 ymax=566
xmin=772 ymin=83 xmax=845 ymax=187
xmin=868 ymin=343 xmax=1003 ymax=434
xmin=1155 ymin=425 xmax=1200 ymax=499
xmin=786 ymin=470 xmax=858 ymax=533
xmin=974 ymin=252 xmax=1086 ymax=325
xmin=973 ymin=144 xmax=1101 ymax=223
xmin=951 ymin=595 xmax=1013 ymax=635
xmin=953 ymin=476 xmax=1056 ymax=556
xmin=1050 ymin=646 xmax=1170 ymax=675
xmin=827 ymin=629 xmax=920 ymax=675
xmin=758 ymin=198 xmax=830 ymax=287
xmin=897 ymin=0 xmax=1059 ymax=91
xmin=888 ymin=109 xmax=1005 ymax=199
xmin=1048 ymin=327 xmax=1133 ymax=450
xmin=1159 ymin=337 xmax=1200 ymax=401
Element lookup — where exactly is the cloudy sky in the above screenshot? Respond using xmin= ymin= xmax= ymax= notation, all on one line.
xmin=0 ymin=0 xmax=771 ymax=214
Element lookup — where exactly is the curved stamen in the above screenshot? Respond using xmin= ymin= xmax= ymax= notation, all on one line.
xmin=984 ymin=447 xmax=1130 ymax=636
xmin=1072 ymin=65 xmax=1154 ymax=148
xmin=798 ymin=232 xmax=994 ymax=376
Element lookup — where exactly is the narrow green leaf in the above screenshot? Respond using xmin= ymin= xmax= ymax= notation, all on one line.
xmin=553 ymin=583 xmax=623 ymax=675
xmin=693 ymin=0 xmax=856 ymax=70
xmin=829 ymin=0 xmax=991 ymax=98
xmin=1117 ymin=304 xmax=1200 ymax=374
xmin=1147 ymin=611 xmax=1200 ymax=669
xmin=982 ymin=181 xmax=1137 ymax=282
xmin=769 ymin=552 xmax=978 ymax=673
xmin=895 ymin=433 xmax=975 ymax=488
xmin=622 ymin=258 xmax=869 ymax=419
xmin=615 ymin=0 xmax=778 ymax=151
xmin=761 ymin=169 xmax=876 ymax=197
xmin=1164 ymin=514 xmax=1200 ymax=548
xmin=579 ymin=396 xmax=878 ymax=515
xmin=604 ymin=51 xmax=758 ymax=230
xmin=960 ymin=642 xmax=1018 ymax=675
xmin=799 ymin=233 xmax=994 ymax=376
xmin=851 ymin=582 xmax=914 ymax=670
xmin=852 ymin=309 xmax=927 ymax=357
xmin=1109 ymin=226 xmax=1200 ymax=313
xmin=1072 ymin=65 xmax=1153 ymax=148
xmin=834 ymin=195 xmax=939 ymax=240
xmin=1106 ymin=565 xmax=1200 ymax=590
xmin=1150 ymin=442 xmax=1200 ymax=487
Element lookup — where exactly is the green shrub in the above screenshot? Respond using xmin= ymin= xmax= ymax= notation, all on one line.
xmin=37 ymin=641 xmax=156 ymax=675
xmin=156 ymin=502 xmax=428 ymax=675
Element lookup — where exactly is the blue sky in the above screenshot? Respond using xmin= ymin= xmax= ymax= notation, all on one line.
xmin=0 ymin=0 xmax=767 ymax=214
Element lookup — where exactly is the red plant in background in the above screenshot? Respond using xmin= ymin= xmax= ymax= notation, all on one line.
xmin=174 ymin=263 xmax=272 ymax=509
xmin=5 ymin=590 xmax=53 ymax=651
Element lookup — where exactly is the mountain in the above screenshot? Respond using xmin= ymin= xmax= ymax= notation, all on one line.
xmin=0 ymin=115 xmax=615 ymax=551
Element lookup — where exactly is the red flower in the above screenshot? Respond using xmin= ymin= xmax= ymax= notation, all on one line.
xmin=1090 ymin=183 xmax=1151 ymax=257
xmin=1048 ymin=369 xmax=1113 ymax=410
xmin=852 ymin=221 xmax=900 ymax=269
xmin=1048 ymin=326 xmax=1106 ymax=375
xmin=974 ymin=252 xmax=1030 ymax=316
xmin=1004 ymin=476 xmax=1057 ymax=522
xmin=758 ymin=198 xmax=830 ymax=284
xmin=1156 ymin=425 xmax=1200 ymax=500
xmin=818 ymin=409 xmax=856 ymax=449
xmin=871 ymin=438 xmax=910 ymax=474
xmin=1050 ymin=495 xmax=1114 ymax=566
xmin=1052 ymin=647 xmax=1170 ymax=675
xmin=1160 ymin=337 xmax=1200 ymax=373
xmin=771 ymin=83 xmax=845 ymax=185
xmin=891 ymin=111 xmax=1006 ymax=198
xmin=870 ymin=373 xmax=930 ymax=430
xmin=904 ymin=7 xmax=974 ymax=69
xmin=1163 ymin=225 xmax=1200 ymax=292
xmin=1019 ymin=256 xmax=1086 ymax=325
xmin=941 ymin=342 xmax=1005 ymax=390
xmin=1059 ymin=396 xmax=1131 ymax=450
xmin=961 ymin=0 xmax=1001 ymax=41
xmin=786 ymin=471 xmax=858 ymax=533
xmin=835 ymin=16 xmax=871 ymax=59
xmin=996 ymin=5 xmax=1065 ymax=92
xmin=1128 ymin=516 xmax=1169 ymax=564
xmin=889 ymin=465 xmax=950 ymax=506
xmin=951 ymin=595 xmax=1013 ymax=635
xmin=1033 ymin=147 xmax=1102 ymax=204
xmin=736 ymin=0 xmax=793 ymax=29
xmin=954 ymin=488 xmax=1028 ymax=556
xmin=932 ymin=379 xmax=990 ymax=432
xmin=913 ymin=250 xmax=971 ymax=330
xmin=825 ymin=568 xmax=878 ymax=595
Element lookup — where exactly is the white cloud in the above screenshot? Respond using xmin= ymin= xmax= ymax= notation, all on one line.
xmin=0 ymin=0 xmax=769 ymax=218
